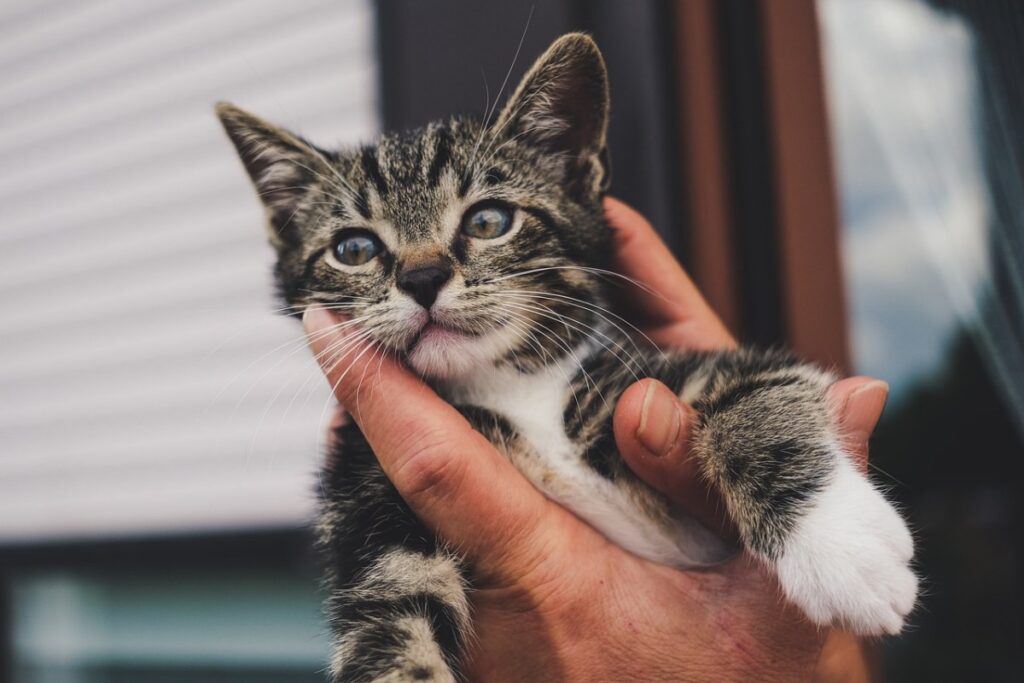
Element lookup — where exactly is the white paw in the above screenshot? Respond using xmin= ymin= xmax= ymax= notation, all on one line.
xmin=775 ymin=454 xmax=918 ymax=635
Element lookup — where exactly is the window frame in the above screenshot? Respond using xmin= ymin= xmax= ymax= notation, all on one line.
xmin=670 ymin=0 xmax=850 ymax=369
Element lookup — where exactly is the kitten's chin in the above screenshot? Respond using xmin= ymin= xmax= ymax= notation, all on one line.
xmin=406 ymin=325 xmax=514 ymax=379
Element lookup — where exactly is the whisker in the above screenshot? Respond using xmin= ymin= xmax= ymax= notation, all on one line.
xmin=499 ymin=308 xmax=588 ymax=422
xmin=274 ymin=326 xmax=377 ymax=440
xmin=467 ymin=6 xmax=535 ymax=175
xmin=215 ymin=312 xmax=370 ymax=418
xmin=497 ymin=288 xmax=667 ymax=363
xmin=313 ymin=335 xmax=383 ymax=458
xmin=497 ymin=304 xmax=603 ymax=401
xmin=487 ymin=265 xmax=667 ymax=300
xmin=253 ymin=326 xmax=378 ymax=470
xmin=494 ymin=297 xmax=645 ymax=381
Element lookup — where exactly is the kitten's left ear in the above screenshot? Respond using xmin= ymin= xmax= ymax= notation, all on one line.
xmin=493 ymin=33 xmax=611 ymax=194
xmin=216 ymin=102 xmax=330 ymax=248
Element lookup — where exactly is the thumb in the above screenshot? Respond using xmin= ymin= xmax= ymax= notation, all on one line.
xmin=303 ymin=307 xmax=552 ymax=577
xmin=613 ymin=379 xmax=736 ymax=537
xmin=828 ymin=376 xmax=889 ymax=473
xmin=614 ymin=376 xmax=888 ymax=538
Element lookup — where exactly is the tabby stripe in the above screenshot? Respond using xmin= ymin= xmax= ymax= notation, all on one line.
xmin=737 ymin=438 xmax=828 ymax=558
xmin=483 ymin=166 xmax=507 ymax=185
xmin=583 ymin=421 xmax=620 ymax=480
xmin=451 ymin=230 xmax=468 ymax=263
xmin=360 ymin=146 xmax=389 ymax=196
xmin=522 ymin=205 xmax=579 ymax=262
xmin=427 ymin=129 xmax=453 ymax=185
xmin=335 ymin=593 xmax=463 ymax=668
xmin=353 ymin=186 xmax=372 ymax=219
xmin=697 ymin=374 xmax=804 ymax=417
xmin=333 ymin=620 xmax=404 ymax=682
xmin=301 ymin=247 xmax=327 ymax=280
xmin=522 ymin=205 xmax=558 ymax=231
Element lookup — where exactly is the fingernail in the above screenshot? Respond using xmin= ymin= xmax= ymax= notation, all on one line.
xmin=637 ymin=381 xmax=685 ymax=457
xmin=848 ymin=380 xmax=889 ymax=433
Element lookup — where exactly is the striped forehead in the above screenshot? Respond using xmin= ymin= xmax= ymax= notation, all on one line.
xmin=341 ymin=122 xmax=481 ymax=244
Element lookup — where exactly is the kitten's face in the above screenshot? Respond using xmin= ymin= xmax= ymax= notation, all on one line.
xmin=219 ymin=34 xmax=611 ymax=378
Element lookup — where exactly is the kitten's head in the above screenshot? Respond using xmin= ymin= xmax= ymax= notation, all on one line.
xmin=218 ymin=33 xmax=613 ymax=378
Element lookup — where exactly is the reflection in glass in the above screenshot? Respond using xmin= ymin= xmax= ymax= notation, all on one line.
xmin=820 ymin=0 xmax=1024 ymax=679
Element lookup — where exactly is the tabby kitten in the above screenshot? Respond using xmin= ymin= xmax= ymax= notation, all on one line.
xmin=218 ymin=33 xmax=917 ymax=682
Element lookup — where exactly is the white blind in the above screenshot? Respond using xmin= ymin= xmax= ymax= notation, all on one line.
xmin=0 ymin=0 xmax=378 ymax=543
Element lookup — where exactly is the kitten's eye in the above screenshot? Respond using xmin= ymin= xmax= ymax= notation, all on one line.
xmin=333 ymin=230 xmax=383 ymax=266
xmin=461 ymin=204 xmax=513 ymax=239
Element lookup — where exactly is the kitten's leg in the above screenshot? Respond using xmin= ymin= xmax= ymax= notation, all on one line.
xmin=668 ymin=349 xmax=918 ymax=635
xmin=318 ymin=422 xmax=469 ymax=683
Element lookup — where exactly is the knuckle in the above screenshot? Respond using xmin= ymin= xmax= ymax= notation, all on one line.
xmin=391 ymin=429 xmax=469 ymax=502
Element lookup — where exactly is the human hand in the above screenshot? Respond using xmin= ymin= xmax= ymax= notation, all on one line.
xmin=604 ymin=197 xmax=886 ymax=535
xmin=303 ymin=197 xmax=886 ymax=681
xmin=603 ymin=198 xmax=885 ymax=682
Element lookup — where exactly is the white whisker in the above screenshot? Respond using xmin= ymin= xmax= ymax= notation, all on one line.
xmin=494 ymin=296 xmax=645 ymax=382
xmin=498 ymin=288 xmax=667 ymax=364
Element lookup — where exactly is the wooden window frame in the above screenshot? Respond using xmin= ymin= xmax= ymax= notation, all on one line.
xmin=671 ymin=0 xmax=850 ymax=371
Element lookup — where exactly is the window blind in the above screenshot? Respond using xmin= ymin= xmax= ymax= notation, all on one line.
xmin=0 ymin=0 xmax=378 ymax=542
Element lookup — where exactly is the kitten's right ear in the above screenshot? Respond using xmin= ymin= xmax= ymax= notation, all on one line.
xmin=492 ymin=33 xmax=610 ymax=195
xmin=215 ymin=102 xmax=326 ymax=247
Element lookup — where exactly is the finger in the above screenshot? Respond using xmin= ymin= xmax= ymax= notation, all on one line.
xmin=828 ymin=377 xmax=889 ymax=473
xmin=613 ymin=379 xmax=738 ymax=539
xmin=303 ymin=307 xmax=554 ymax=575
xmin=815 ymin=630 xmax=879 ymax=683
xmin=604 ymin=196 xmax=735 ymax=350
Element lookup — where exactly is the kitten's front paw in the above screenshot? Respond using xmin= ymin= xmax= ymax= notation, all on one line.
xmin=774 ymin=454 xmax=918 ymax=635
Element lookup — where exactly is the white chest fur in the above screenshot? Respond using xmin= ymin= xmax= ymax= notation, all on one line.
xmin=448 ymin=352 xmax=730 ymax=568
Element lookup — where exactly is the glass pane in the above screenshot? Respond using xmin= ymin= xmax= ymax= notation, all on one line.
xmin=819 ymin=0 xmax=1024 ymax=679
xmin=10 ymin=569 xmax=328 ymax=683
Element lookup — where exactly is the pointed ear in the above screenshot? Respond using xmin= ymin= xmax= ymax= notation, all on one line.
xmin=215 ymin=102 xmax=328 ymax=246
xmin=493 ymin=33 xmax=611 ymax=193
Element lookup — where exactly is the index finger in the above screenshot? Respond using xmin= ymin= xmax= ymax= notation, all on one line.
xmin=303 ymin=308 xmax=553 ymax=577
xmin=604 ymin=196 xmax=735 ymax=350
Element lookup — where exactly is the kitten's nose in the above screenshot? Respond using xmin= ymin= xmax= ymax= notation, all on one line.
xmin=397 ymin=263 xmax=452 ymax=309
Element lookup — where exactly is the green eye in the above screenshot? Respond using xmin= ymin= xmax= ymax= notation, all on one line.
xmin=333 ymin=230 xmax=383 ymax=266
xmin=461 ymin=204 xmax=513 ymax=239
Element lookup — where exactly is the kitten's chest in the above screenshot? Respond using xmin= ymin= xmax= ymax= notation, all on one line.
xmin=449 ymin=362 xmax=582 ymax=490
xmin=446 ymin=356 xmax=719 ymax=567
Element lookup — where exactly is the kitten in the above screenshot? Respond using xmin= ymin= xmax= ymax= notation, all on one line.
xmin=218 ymin=33 xmax=917 ymax=682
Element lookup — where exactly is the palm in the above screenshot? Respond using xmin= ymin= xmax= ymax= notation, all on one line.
xmin=464 ymin=491 xmax=821 ymax=681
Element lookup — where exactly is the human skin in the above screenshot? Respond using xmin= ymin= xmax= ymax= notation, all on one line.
xmin=303 ymin=197 xmax=887 ymax=682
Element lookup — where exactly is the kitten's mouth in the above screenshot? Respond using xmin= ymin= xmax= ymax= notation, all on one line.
xmin=403 ymin=311 xmax=511 ymax=378
xmin=408 ymin=318 xmax=474 ymax=350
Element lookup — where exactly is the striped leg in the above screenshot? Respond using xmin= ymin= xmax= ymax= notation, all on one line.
xmin=668 ymin=348 xmax=917 ymax=635
xmin=318 ymin=423 xmax=470 ymax=682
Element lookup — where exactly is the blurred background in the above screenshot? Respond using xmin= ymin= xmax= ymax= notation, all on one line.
xmin=0 ymin=0 xmax=1020 ymax=681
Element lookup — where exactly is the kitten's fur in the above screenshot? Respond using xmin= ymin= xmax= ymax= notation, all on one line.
xmin=218 ymin=34 xmax=917 ymax=682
